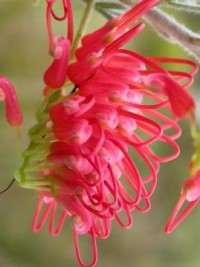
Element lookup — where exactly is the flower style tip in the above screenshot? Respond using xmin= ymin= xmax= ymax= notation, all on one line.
xmin=0 ymin=76 xmax=23 ymax=127
xmin=43 ymin=37 xmax=71 ymax=89
xmin=145 ymin=73 xmax=195 ymax=118
xmin=165 ymin=171 xmax=200 ymax=234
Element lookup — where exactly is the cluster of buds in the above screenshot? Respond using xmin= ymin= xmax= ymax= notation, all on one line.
xmin=0 ymin=0 xmax=199 ymax=266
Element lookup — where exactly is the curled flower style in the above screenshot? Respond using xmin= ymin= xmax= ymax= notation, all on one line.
xmin=46 ymin=0 xmax=73 ymax=54
xmin=44 ymin=0 xmax=73 ymax=89
xmin=12 ymin=0 xmax=198 ymax=266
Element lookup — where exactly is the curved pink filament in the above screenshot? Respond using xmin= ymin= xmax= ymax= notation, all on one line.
xmin=148 ymin=56 xmax=198 ymax=76
xmin=85 ymin=161 xmax=104 ymax=206
xmin=48 ymin=201 xmax=67 ymax=236
xmin=165 ymin=195 xmax=199 ymax=234
xmin=46 ymin=0 xmax=57 ymax=54
xmin=103 ymin=164 xmax=118 ymax=207
xmin=166 ymin=70 xmax=193 ymax=88
xmin=122 ymin=49 xmax=166 ymax=72
xmin=73 ymin=227 xmax=98 ymax=267
xmin=135 ymin=196 xmax=151 ymax=213
xmin=83 ymin=178 xmax=104 ymax=206
xmin=78 ymin=194 xmax=113 ymax=219
xmin=73 ymin=168 xmax=100 ymax=188
xmin=129 ymin=136 xmax=158 ymax=198
xmin=123 ymin=100 xmax=169 ymax=110
xmin=117 ymin=161 xmax=141 ymax=206
xmin=114 ymin=200 xmax=133 ymax=229
xmin=92 ymin=217 xmax=111 ymax=239
xmin=135 ymin=88 xmax=169 ymax=104
xmin=133 ymin=132 xmax=180 ymax=164
xmin=65 ymin=0 xmax=73 ymax=43
xmin=153 ymin=134 xmax=180 ymax=162
xmin=85 ymin=189 xmax=103 ymax=207
xmin=139 ymin=69 xmax=193 ymax=88
xmin=145 ymin=109 xmax=181 ymax=140
xmin=109 ymin=138 xmax=143 ymax=199
xmin=46 ymin=0 xmax=73 ymax=54
xmin=51 ymin=0 xmax=68 ymax=21
xmin=117 ymin=108 xmax=163 ymax=147
xmin=78 ymin=155 xmax=102 ymax=187
xmin=32 ymin=198 xmax=52 ymax=232
xmin=143 ymin=160 xmax=160 ymax=184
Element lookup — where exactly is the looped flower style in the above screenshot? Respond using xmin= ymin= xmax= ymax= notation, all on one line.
xmin=46 ymin=0 xmax=73 ymax=54
xmin=1 ymin=0 xmax=197 ymax=266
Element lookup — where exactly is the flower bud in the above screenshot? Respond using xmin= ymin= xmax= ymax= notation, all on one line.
xmin=0 ymin=76 xmax=23 ymax=127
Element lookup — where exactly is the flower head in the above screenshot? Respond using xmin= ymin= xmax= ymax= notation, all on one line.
xmin=12 ymin=0 xmax=198 ymax=266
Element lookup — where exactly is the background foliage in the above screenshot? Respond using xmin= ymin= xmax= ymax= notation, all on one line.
xmin=0 ymin=1 xmax=200 ymax=267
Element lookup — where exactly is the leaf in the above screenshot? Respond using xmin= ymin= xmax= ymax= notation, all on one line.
xmin=162 ymin=0 xmax=200 ymax=12
xmin=95 ymin=1 xmax=126 ymax=19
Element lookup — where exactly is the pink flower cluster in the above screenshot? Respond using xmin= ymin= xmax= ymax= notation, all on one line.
xmin=0 ymin=0 xmax=198 ymax=267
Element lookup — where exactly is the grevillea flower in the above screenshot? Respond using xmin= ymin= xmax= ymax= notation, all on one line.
xmin=0 ymin=76 xmax=23 ymax=127
xmin=5 ymin=0 xmax=197 ymax=266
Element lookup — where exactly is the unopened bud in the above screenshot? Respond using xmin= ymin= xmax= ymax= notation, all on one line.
xmin=0 ymin=76 xmax=23 ymax=127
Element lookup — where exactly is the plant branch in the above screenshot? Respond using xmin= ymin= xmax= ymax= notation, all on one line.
xmin=143 ymin=7 xmax=200 ymax=61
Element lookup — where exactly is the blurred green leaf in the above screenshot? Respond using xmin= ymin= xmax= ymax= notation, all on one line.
xmin=95 ymin=1 xmax=126 ymax=19
xmin=163 ymin=0 xmax=200 ymax=12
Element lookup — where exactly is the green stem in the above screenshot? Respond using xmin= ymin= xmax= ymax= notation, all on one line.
xmin=15 ymin=127 xmax=23 ymax=159
xmin=71 ymin=0 xmax=96 ymax=60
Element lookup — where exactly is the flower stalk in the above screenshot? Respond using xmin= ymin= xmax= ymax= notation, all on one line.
xmin=71 ymin=0 xmax=96 ymax=59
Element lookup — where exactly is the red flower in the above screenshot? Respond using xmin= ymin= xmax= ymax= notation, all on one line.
xmin=13 ymin=0 xmax=198 ymax=266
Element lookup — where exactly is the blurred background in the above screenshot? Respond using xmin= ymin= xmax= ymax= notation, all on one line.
xmin=0 ymin=1 xmax=200 ymax=267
